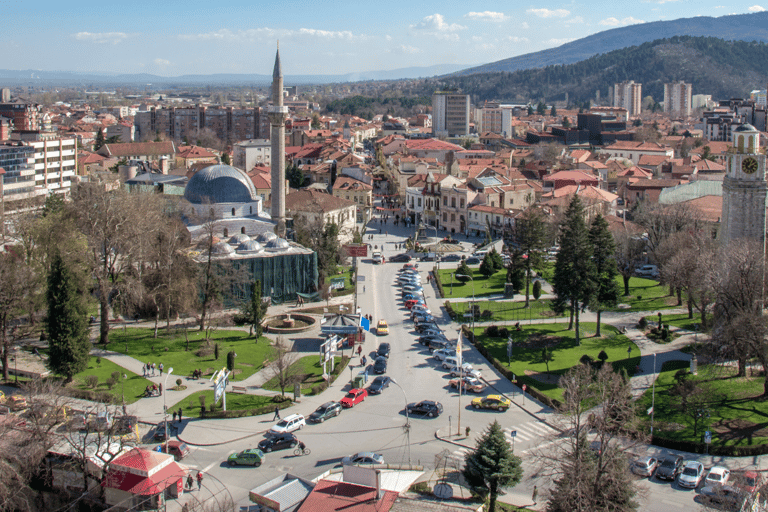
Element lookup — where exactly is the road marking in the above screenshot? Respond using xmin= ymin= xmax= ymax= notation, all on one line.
xmin=202 ymin=462 xmax=218 ymax=472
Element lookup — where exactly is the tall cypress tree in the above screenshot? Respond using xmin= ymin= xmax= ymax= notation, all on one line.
xmin=94 ymin=128 xmax=105 ymax=151
xmin=46 ymin=253 xmax=90 ymax=383
xmin=589 ymin=214 xmax=621 ymax=336
xmin=552 ymin=196 xmax=595 ymax=344
xmin=511 ymin=208 xmax=547 ymax=306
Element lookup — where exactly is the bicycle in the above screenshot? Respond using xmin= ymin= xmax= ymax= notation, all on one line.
xmin=294 ymin=446 xmax=311 ymax=456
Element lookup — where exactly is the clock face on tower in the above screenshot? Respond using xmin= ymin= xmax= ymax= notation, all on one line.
xmin=742 ymin=157 xmax=759 ymax=174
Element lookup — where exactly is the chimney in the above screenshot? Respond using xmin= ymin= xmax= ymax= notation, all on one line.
xmin=375 ymin=469 xmax=383 ymax=500
xmin=160 ymin=157 xmax=169 ymax=174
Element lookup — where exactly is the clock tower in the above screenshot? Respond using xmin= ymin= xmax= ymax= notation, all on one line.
xmin=720 ymin=123 xmax=768 ymax=247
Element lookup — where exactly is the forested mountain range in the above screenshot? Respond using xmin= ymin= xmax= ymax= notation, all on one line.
xmin=454 ymin=11 xmax=768 ymax=76
xmin=423 ymin=36 xmax=768 ymax=105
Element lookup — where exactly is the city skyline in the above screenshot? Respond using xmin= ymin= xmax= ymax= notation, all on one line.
xmin=4 ymin=1 xmax=767 ymax=77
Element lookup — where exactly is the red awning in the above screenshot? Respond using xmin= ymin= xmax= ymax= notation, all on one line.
xmin=104 ymin=463 xmax=187 ymax=496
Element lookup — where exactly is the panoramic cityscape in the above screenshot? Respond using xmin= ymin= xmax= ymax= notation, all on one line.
xmin=4 ymin=3 xmax=768 ymax=512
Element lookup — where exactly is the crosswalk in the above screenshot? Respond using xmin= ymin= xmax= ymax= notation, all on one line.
xmin=444 ymin=420 xmax=558 ymax=466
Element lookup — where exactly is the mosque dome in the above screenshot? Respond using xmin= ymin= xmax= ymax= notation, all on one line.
xmin=228 ymin=234 xmax=251 ymax=245
xmin=210 ymin=242 xmax=235 ymax=255
xmin=184 ymin=164 xmax=258 ymax=204
xmin=235 ymin=240 xmax=264 ymax=254
xmin=265 ymin=238 xmax=290 ymax=252
xmin=257 ymin=232 xmax=278 ymax=243
xmin=735 ymin=124 xmax=758 ymax=132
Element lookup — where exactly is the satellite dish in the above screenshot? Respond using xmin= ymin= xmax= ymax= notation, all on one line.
xmin=433 ymin=483 xmax=453 ymax=499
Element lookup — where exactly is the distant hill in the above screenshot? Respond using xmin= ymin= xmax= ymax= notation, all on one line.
xmin=424 ymin=36 xmax=768 ymax=104
xmin=0 ymin=64 xmax=470 ymax=87
xmin=453 ymin=11 xmax=768 ymax=76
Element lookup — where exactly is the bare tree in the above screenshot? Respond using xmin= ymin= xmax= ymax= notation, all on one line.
xmin=634 ymin=202 xmax=702 ymax=272
xmin=535 ymin=364 xmax=643 ymax=512
xmin=0 ymin=251 xmax=34 ymax=381
xmin=613 ymin=231 xmax=646 ymax=296
xmin=267 ymin=337 xmax=298 ymax=397
xmin=664 ymin=232 xmax=717 ymax=328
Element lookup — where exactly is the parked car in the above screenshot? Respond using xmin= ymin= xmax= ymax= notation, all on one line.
xmin=433 ymin=348 xmax=457 ymax=361
xmin=373 ymin=356 xmax=388 ymax=374
xmin=419 ymin=334 xmax=448 ymax=345
xmin=341 ymin=388 xmax=368 ymax=407
xmin=450 ymin=365 xmax=481 ymax=379
xmin=419 ymin=327 xmax=443 ymax=337
xmin=635 ymin=264 xmax=659 ymax=278
xmin=159 ymin=440 xmax=191 ymax=461
xmin=153 ymin=420 xmax=174 ymax=440
xmin=342 ymin=452 xmax=385 ymax=465
xmin=5 ymin=395 xmax=27 ymax=411
xmin=699 ymin=485 xmax=747 ymax=509
xmin=678 ymin=460 xmax=705 ymax=489
xmin=405 ymin=299 xmax=425 ymax=309
xmin=227 ymin=448 xmax=265 ymax=466
xmin=377 ymin=343 xmax=391 ymax=358
xmin=377 ymin=320 xmax=389 ymax=335
xmin=655 ymin=455 xmax=684 ymax=481
xmin=406 ymin=401 xmax=443 ymax=418
xmin=420 ymin=253 xmax=437 ymax=262
xmin=258 ymin=433 xmax=298 ymax=453
xmin=398 ymin=275 xmax=421 ymax=285
xmin=411 ymin=305 xmax=431 ymax=315
xmin=415 ymin=322 xmax=439 ymax=333
xmin=471 ymin=395 xmax=511 ymax=411
xmin=412 ymin=313 xmax=434 ymax=323
xmin=705 ymin=466 xmax=731 ymax=487
xmin=449 ymin=376 xmax=486 ymax=393
xmin=368 ymin=376 xmax=391 ymax=395
xmin=443 ymin=237 xmax=459 ymax=244
xmin=390 ymin=253 xmax=411 ymax=263
xmin=428 ymin=339 xmax=452 ymax=352
xmin=268 ymin=413 xmax=306 ymax=435
xmin=441 ymin=356 xmax=464 ymax=369
xmin=372 ymin=252 xmax=383 ymax=264
xmin=465 ymin=257 xmax=480 ymax=265
xmin=402 ymin=263 xmax=416 ymax=270
xmin=631 ymin=457 xmax=659 ymax=477
xmin=403 ymin=293 xmax=422 ymax=302
xmin=308 ymin=401 xmax=342 ymax=423
xmin=736 ymin=470 xmax=761 ymax=493
xmin=442 ymin=254 xmax=462 ymax=262
xmin=402 ymin=285 xmax=423 ymax=294
xmin=90 ymin=411 xmax=112 ymax=431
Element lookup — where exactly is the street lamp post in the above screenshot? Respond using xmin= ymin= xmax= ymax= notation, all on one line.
xmin=651 ymin=352 xmax=656 ymax=436
xmin=454 ymin=274 xmax=475 ymax=334
xmin=389 ymin=377 xmax=411 ymax=466
xmin=163 ymin=368 xmax=174 ymax=447
xmin=121 ymin=374 xmax=127 ymax=408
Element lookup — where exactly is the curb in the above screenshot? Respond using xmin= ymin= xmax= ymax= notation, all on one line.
xmin=177 ymin=427 xmax=270 ymax=447
xmin=434 ymin=428 xmax=473 ymax=450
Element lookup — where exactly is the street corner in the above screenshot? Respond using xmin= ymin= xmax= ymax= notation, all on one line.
xmin=175 ymin=418 xmax=267 ymax=447
xmin=435 ymin=426 xmax=473 ymax=449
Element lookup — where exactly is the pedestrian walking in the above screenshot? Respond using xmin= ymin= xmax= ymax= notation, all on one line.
xmin=363 ymin=285 xmax=366 ymax=293
xmin=273 ymin=406 xmax=280 ymax=420
xmin=142 ymin=365 xmax=146 ymax=377
xmin=186 ymin=474 xmax=193 ymax=490
xmin=151 ymin=362 xmax=156 ymax=376
xmin=178 ymin=408 xmax=182 ymax=424
xmin=159 ymin=363 xmax=163 ymax=376
xmin=196 ymin=472 xmax=203 ymax=490
xmin=532 ymin=485 xmax=538 ymax=504
xmin=361 ymin=355 xmax=367 ymax=366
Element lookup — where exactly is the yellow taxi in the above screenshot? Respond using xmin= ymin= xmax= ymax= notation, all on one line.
xmin=471 ymin=395 xmax=511 ymax=412
xmin=377 ymin=320 xmax=389 ymax=335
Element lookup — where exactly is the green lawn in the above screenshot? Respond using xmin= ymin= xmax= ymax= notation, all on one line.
xmin=652 ymin=312 xmax=710 ymax=332
xmin=262 ymin=355 xmax=325 ymax=392
xmin=609 ymin=277 xmax=680 ymax=312
xmin=472 ymin=322 xmax=639 ymax=402
xmin=437 ymin=268 xmax=507 ymax=298
xmin=638 ymin=361 xmax=768 ymax=447
xmin=105 ymin=327 xmax=273 ymax=381
xmin=331 ymin=265 xmax=356 ymax=297
xmin=167 ymin=390 xmax=283 ymax=417
xmin=448 ymin=299 xmax=564 ymax=322
xmin=73 ymin=356 xmax=153 ymax=404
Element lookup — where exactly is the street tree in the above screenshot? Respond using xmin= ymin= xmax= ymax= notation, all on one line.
xmin=505 ymin=251 xmax=525 ymax=294
xmin=540 ymin=364 xmax=641 ymax=512
xmin=552 ymin=196 xmax=595 ymax=343
xmin=286 ymin=164 xmax=307 ymax=189
xmin=669 ymin=375 xmax=711 ymax=437
xmin=479 ymin=253 xmax=496 ymax=278
xmin=46 ymin=252 xmax=90 ymax=383
xmin=240 ymin=280 xmax=269 ymax=337
xmin=268 ymin=337 xmax=299 ymax=397
xmin=588 ymin=214 xmax=620 ymax=336
xmin=634 ymin=201 xmax=701 ymax=282
xmin=613 ymin=231 xmax=645 ymax=296
xmin=0 ymin=251 xmax=34 ymax=381
xmin=455 ymin=260 xmax=473 ymax=283
xmin=510 ymin=208 xmax=548 ymax=306
xmin=294 ymin=217 xmax=342 ymax=283
xmin=664 ymin=232 xmax=717 ymax=327
xmin=463 ymin=420 xmax=523 ymax=512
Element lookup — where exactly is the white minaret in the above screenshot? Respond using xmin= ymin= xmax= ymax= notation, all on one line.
xmin=269 ymin=44 xmax=289 ymax=237
xmin=721 ymin=123 xmax=767 ymax=247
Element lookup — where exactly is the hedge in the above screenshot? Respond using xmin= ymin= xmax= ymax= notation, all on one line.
xmin=651 ymin=435 xmax=768 ymax=457
xmin=309 ymin=356 xmax=350 ymax=396
xmin=202 ymin=396 xmax=293 ymax=419
xmin=65 ymin=388 xmax=117 ymax=404
xmin=444 ymin=301 xmax=457 ymax=320
xmin=460 ymin=325 xmax=562 ymax=409
xmin=433 ymin=271 xmax=445 ymax=298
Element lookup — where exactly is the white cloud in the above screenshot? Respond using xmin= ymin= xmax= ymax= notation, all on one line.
xmin=565 ymin=16 xmax=584 ymax=24
xmin=385 ymin=35 xmax=392 ymax=41
xmin=154 ymin=58 xmax=170 ymax=67
xmin=599 ymin=16 xmax=645 ymax=26
xmin=178 ymin=27 xmax=363 ymax=42
xmin=73 ymin=32 xmax=129 ymax=44
xmin=749 ymin=5 xmax=766 ymax=11
xmin=465 ymin=11 xmax=507 ymax=22
xmin=527 ymin=8 xmax=570 ymax=18
xmin=411 ymin=13 xmax=466 ymax=31
xmin=547 ymin=37 xmax=575 ymax=45
xmin=391 ymin=45 xmax=421 ymax=54
xmin=298 ymin=28 xmax=355 ymax=39
xmin=436 ymin=33 xmax=461 ymax=42
xmin=521 ymin=22 xmax=530 ymax=29
xmin=505 ymin=36 xmax=530 ymax=43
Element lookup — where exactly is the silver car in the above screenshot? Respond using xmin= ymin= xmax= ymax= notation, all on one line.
xmin=631 ymin=457 xmax=658 ymax=477
xmin=342 ymin=451 xmax=385 ymax=465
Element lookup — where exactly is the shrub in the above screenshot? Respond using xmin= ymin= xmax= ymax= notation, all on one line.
xmin=85 ymin=375 xmax=99 ymax=388
xmin=532 ymin=280 xmax=542 ymax=300
xmin=650 ymin=327 xmax=659 ymax=335
xmin=486 ymin=325 xmax=500 ymax=337
xmin=444 ymin=301 xmax=456 ymax=320
xmin=105 ymin=377 xmax=117 ymax=390
xmin=95 ymin=357 xmax=102 ymax=366
xmin=580 ymin=354 xmax=594 ymax=365
xmin=176 ymin=378 xmax=182 ymax=387
xmin=226 ymin=350 xmax=236 ymax=373
xmin=481 ymin=310 xmax=493 ymax=319
xmin=214 ymin=343 xmax=220 ymax=360
xmin=638 ymin=317 xmax=648 ymax=329
xmin=498 ymin=327 xmax=510 ymax=339
xmin=433 ymin=272 xmax=445 ymax=298
xmin=111 ymin=371 xmax=120 ymax=381
xmin=409 ymin=482 xmax=431 ymax=495
xmin=598 ymin=350 xmax=609 ymax=363
xmin=199 ymin=394 xmax=206 ymax=407
xmin=662 ymin=328 xmax=670 ymax=340
xmin=674 ymin=369 xmax=690 ymax=384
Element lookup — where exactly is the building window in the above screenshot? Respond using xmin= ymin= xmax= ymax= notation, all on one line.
xmin=223 ymin=228 xmax=229 ymax=237
xmin=491 ymin=201 xmax=495 ymax=207
xmin=443 ymin=213 xmax=447 ymax=222
xmin=241 ymin=227 xmax=246 ymax=234
xmin=443 ymin=196 xmax=447 ymax=206
xmin=451 ymin=197 xmax=456 ymax=208
xmin=232 ymin=208 xmax=236 ymax=216
xmin=451 ymin=214 xmax=455 ymax=222
xmin=460 ymin=199 xmax=464 ymax=208
xmin=418 ymin=198 xmax=422 ymax=207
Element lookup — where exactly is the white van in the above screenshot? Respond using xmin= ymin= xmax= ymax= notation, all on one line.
xmin=473 ymin=250 xmax=488 ymax=259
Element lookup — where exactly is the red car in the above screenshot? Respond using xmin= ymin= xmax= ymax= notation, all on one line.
xmin=340 ymin=388 xmax=368 ymax=408
xmin=405 ymin=299 xmax=425 ymax=309
xmin=402 ymin=263 xmax=415 ymax=270
xmin=738 ymin=470 xmax=761 ymax=493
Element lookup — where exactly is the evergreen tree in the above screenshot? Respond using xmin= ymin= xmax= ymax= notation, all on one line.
xmin=463 ymin=420 xmax=523 ymax=512
xmin=511 ymin=208 xmax=547 ymax=306
xmin=479 ymin=253 xmax=496 ymax=278
xmin=286 ymin=164 xmax=307 ymax=189
xmin=94 ymin=128 xmax=105 ymax=151
xmin=589 ymin=214 xmax=620 ymax=336
xmin=241 ymin=280 xmax=269 ymax=337
xmin=221 ymin=153 xmax=231 ymax=165
xmin=46 ymin=253 xmax=90 ymax=383
xmin=527 ymin=105 xmax=534 ymax=116
xmin=455 ymin=260 xmax=473 ymax=283
xmin=537 ymin=102 xmax=546 ymax=115
xmin=506 ymin=251 xmax=525 ymax=293
xmin=489 ymin=248 xmax=504 ymax=271
xmin=550 ymin=105 xmax=557 ymax=117
xmin=552 ymin=196 xmax=595 ymax=344
xmin=562 ymin=117 xmax=571 ymax=128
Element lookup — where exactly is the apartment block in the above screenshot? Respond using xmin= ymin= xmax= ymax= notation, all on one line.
xmin=0 ymin=140 xmax=36 ymax=206
xmin=12 ymin=132 xmax=79 ymax=195
xmin=233 ymin=139 xmax=271 ymax=171
xmin=613 ymin=81 xmax=642 ymax=117
xmin=0 ymin=102 xmax=41 ymax=131
xmin=664 ymin=82 xmax=692 ymax=117
xmin=432 ymin=92 xmax=470 ymax=138
xmin=475 ymin=103 xmax=514 ymax=137
xmin=134 ymin=105 xmax=265 ymax=144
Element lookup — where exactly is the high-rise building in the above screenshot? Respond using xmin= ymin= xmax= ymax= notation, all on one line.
xmin=268 ymin=46 xmax=289 ymax=237
xmin=664 ymin=82 xmax=692 ymax=117
xmin=0 ymin=102 xmax=41 ymax=131
xmin=613 ymin=81 xmax=642 ymax=117
xmin=432 ymin=92 xmax=470 ymax=138
xmin=475 ymin=103 xmax=514 ymax=137
xmin=12 ymin=132 xmax=78 ymax=196
xmin=134 ymin=105 xmax=265 ymax=144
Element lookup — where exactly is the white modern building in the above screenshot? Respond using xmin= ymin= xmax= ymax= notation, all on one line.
xmin=233 ymin=139 xmax=271 ymax=171
xmin=11 ymin=132 xmax=78 ymax=196
xmin=613 ymin=81 xmax=642 ymax=117
xmin=664 ymin=82 xmax=692 ymax=117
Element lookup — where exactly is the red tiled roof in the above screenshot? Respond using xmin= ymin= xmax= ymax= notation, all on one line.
xmin=333 ymin=175 xmax=373 ymax=191
xmin=177 ymin=145 xmax=216 ymax=159
xmin=297 ymin=480 xmax=398 ymax=512
xmin=98 ymin=141 xmax=176 ymax=157
xmin=285 ymin=189 xmax=357 ymax=214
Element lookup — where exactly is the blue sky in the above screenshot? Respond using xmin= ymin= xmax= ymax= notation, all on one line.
xmin=5 ymin=0 xmax=766 ymax=76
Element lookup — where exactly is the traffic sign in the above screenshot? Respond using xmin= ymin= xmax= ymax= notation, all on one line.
xmin=522 ymin=384 xmax=527 ymax=391
xmin=510 ymin=430 xmax=517 ymax=438
xmin=704 ymin=431 xmax=712 ymax=444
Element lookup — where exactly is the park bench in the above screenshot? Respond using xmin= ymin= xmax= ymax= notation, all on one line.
xmin=231 ymin=385 xmax=247 ymax=394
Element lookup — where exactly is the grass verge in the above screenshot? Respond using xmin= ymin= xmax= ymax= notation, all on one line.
xmin=448 ymin=299 xmax=564 ymax=322
xmin=72 ymin=356 xmax=153 ymax=404
xmin=167 ymin=390 xmax=286 ymax=418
